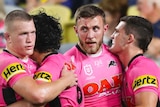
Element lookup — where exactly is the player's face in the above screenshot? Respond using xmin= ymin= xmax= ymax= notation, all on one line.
xmin=74 ymin=16 xmax=108 ymax=54
xmin=6 ymin=20 xmax=36 ymax=58
xmin=109 ymin=21 xmax=129 ymax=54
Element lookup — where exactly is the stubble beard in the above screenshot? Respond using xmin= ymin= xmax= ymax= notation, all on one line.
xmin=79 ymin=40 xmax=102 ymax=54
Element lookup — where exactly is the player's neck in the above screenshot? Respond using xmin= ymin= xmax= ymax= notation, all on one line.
xmin=118 ymin=48 xmax=143 ymax=68
xmin=5 ymin=48 xmax=29 ymax=59
xmin=86 ymin=48 xmax=102 ymax=57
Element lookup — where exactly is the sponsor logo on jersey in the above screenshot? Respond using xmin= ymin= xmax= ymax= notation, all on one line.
xmin=83 ymin=74 xmax=122 ymax=96
xmin=34 ymin=71 xmax=52 ymax=82
xmin=132 ymin=75 xmax=158 ymax=91
xmin=65 ymin=62 xmax=76 ymax=70
xmin=94 ymin=60 xmax=102 ymax=67
xmin=108 ymin=60 xmax=117 ymax=67
xmin=2 ymin=63 xmax=25 ymax=81
xmin=83 ymin=64 xmax=93 ymax=76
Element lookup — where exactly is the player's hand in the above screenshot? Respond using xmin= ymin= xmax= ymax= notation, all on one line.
xmin=61 ymin=62 xmax=78 ymax=87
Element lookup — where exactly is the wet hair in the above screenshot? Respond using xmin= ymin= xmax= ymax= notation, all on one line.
xmin=121 ymin=16 xmax=153 ymax=52
xmin=5 ymin=10 xmax=33 ymax=31
xmin=32 ymin=12 xmax=63 ymax=53
xmin=74 ymin=4 xmax=106 ymax=24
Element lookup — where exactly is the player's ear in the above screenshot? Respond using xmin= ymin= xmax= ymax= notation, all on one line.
xmin=127 ymin=34 xmax=134 ymax=43
xmin=104 ymin=24 xmax=108 ymax=32
xmin=74 ymin=25 xmax=78 ymax=36
xmin=4 ymin=32 xmax=11 ymax=43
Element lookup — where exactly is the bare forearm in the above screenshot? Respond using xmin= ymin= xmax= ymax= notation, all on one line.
xmin=7 ymin=100 xmax=32 ymax=107
xmin=12 ymin=76 xmax=75 ymax=104
xmin=7 ymin=99 xmax=46 ymax=107
xmin=36 ymin=76 xmax=75 ymax=103
xmin=12 ymin=65 xmax=77 ymax=104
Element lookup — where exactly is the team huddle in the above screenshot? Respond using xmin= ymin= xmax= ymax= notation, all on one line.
xmin=0 ymin=4 xmax=160 ymax=107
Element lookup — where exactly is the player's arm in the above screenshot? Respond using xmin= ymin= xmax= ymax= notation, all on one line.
xmin=7 ymin=99 xmax=46 ymax=107
xmin=12 ymin=64 xmax=77 ymax=105
xmin=135 ymin=91 xmax=158 ymax=107
xmin=7 ymin=100 xmax=33 ymax=107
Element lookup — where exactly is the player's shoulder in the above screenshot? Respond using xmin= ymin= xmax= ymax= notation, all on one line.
xmin=64 ymin=45 xmax=78 ymax=56
xmin=134 ymin=56 xmax=157 ymax=67
xmin=43 ymin=53 xmax=67 ymax=64
xmin=102 ymin=44 xmax=118 ymax=57
xmin=0 ymin=51 xmax=21 ymax=64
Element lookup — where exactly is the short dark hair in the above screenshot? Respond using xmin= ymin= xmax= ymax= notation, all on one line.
xmin=32 ymin=12 xmax=63 ymax=53
xmin=120 ymin=16 xmax=153 ymax=52
xmin=74 ymin=4 xmax=106 ymax=24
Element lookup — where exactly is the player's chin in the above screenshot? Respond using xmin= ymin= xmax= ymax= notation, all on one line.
xmin=26 ymin=50 xmax=34 ymax=56
xmin=86 ymin=47 xmax=98 ymax=54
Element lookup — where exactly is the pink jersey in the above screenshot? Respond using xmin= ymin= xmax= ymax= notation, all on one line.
xmin=64 ymin=44 xmax=123 ymax=107
xmin=122 ymin=54 xmax=160 ymax=107
xmin=33 ymin=53 xmax=82 ymax=107
xmin=0 ymin=50 xmax=37 ymax=106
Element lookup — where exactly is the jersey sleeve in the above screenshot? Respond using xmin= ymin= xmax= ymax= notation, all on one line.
xmin=1 ymin=60 xmax=29 ymax=87
xmin=131 ymin=66 xmax=159 ymax=95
